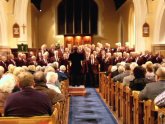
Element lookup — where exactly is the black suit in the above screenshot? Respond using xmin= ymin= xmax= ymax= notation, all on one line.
xmin=68 ymin=50 xmax=84 ymax=86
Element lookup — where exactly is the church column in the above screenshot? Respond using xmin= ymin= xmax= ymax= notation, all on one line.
xmin=133 ymin=0 xmax=148 ymax=52
xmin=0 ymin=0 xmax=10 ymax=55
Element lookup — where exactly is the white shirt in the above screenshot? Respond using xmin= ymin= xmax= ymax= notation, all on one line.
xmin=46 ymin=83 xmax=61 ymax=93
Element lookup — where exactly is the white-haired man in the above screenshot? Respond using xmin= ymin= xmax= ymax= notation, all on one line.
xmin=46 ymin=72 xmax=61 ymax=93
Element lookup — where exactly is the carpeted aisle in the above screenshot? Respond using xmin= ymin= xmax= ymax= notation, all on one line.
xmin=69 ymin=88 xmax=117 ymax=124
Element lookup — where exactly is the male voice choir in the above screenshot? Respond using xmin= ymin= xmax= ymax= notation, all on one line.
xmin=0 ymin=42 xmax=163 ymax=87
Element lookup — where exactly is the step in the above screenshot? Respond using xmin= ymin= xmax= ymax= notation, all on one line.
xmin=69 ymin=85 xmax=87 ymax=96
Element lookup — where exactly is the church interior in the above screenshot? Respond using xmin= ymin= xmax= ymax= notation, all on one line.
xmin=0 ymin=0 xmax=165 ymax=124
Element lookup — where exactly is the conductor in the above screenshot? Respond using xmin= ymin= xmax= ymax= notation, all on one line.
xmin=69 ymin=46 xmax=84 ymax=86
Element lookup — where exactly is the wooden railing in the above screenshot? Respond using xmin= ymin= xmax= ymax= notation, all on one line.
xmin=98 ymin=72 xmax=165 ymax=124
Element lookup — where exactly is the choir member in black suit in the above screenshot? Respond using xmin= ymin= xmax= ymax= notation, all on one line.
xmin=6 ymin=54 xmax=16 ymax=66
xmin=38 ymin=52 xmax=49 ymax=66
xmin=87 ymin=54 xmax=99 ymax=87
xmin=0 ymin=56 xmax=8 ymax=72
xmin=60 ymin=53 xmax=70 ymax=73
xmin=15 ymin=53 xmax=24 ymax=67
xmin=103 ymin=52 xmax=113 ymax=71
xmin=98 ymin=49 xmax=106 ymax=71
xmin=68 ymin=46 xmax=84 ymax=86
xmin=49 ymin=50 xmax=60 ymax=63
xmin=28 ymin=56 xmax=38 ymax=66
xmin=48 ymin=44 xmax=55 ymax=58
xmin=22 ymin=53 xmax=28 ymax=66
xmin=135 ymin=53 xmax=147 ymax=66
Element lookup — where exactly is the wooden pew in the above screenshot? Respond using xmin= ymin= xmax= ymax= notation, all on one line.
xmin=0 ymin=108 xmax=59 ymax=124
xmin=54 ymin=102 xmax=62 ymax=124
xmin=110 ymin=80 xmax=116 ymax=111
xmin=143 ymin=100 xmax=158 ymax=124
xmin=104 ymin=76 xmax=110 ymax=103
xmin=122 ymin=86 xmax=126 ymax=124
xmin=0 ymin=107 xmax=3 ymax=116
xmin=132 ymin=91 xmax=144 ymax=124
xmin=99 ymin=72 xmax=106 ymax=94
xmin=118 ymin=83 xmax=124 ymax=120
xmin=107 ymin=76 xmax=111 ymax=106
xmin=108 ymin=76 xmax=112 ymax=107
xmin=158 ymin=108 xmax=165 ymax=124
xmin=60 ymin=80 xmax=69 ymax=124
xmin=115 ymin=82 xmax=120 ymax=117
xmin=125 ymin=86 xmax=134 ymax=124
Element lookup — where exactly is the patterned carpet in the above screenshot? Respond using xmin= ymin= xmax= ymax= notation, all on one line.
xmin=69 ymin=88 xmax=117 ymax=124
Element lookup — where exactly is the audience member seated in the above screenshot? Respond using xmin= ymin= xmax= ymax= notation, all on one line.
xmin=0 ymin=66 xmax=4 ymax=79
xmin=145 ymin=61 xmax=155 ymax=82
xmin=44 ymin=66 xmax=55 ymax=76
xmin=139 ymin=67 xmax=165 ymax=100
xmin=154 ymin=90 xmax=165 ymax=107
xmin=110 ymin=65 xmax=119 ymax=78
xmin=0 ymin=74 xmax=16 ymax=107
xmin=7 ymin=64 xmax=16 ymax=74
xmin=57 ymin=65 xmax=68 ymax=82
xmin=36 ymin=65 xmax=42 ymax=71
xmin=46 ymin=72 xmax=61 ymax=93
xmin=34 ymin=71 xmax=65 ymax=105
xmin=13 ymin=67 xmax=25 ymax=76
xmin=129 ymin=66 xmax=148 ymax=91
xmin=4 ymin=72 xmax=52 ymax=117
xmin=113 ymin=63 xmax=131 ymax=83
xmin=52 ymin=62 xmax=59 ymax=72
xmin=153 ymin=63 xmax=161 ymax=73
xmin=123 ymin=62 xmax=138 ymax=86
xmin=27 ymin=65 xmax=36 ymax=74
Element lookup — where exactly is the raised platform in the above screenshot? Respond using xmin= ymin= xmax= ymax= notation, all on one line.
xmin=69 ymin=85 xmax=86 ymax=96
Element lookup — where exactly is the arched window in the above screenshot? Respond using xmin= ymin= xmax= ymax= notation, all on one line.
xmin=57 ymin=0 xmax=98 ymax=35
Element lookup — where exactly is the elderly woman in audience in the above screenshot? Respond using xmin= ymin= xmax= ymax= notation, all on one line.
xmin=13 ymin=67 xmax=25 ymax=76
xmin=28 ymin=65 xmax=36 ymax=74
xmin=123 ymin=62 xmax=138 ymax=86
xmin=129 ymin=66 xmax=148 ymax=91
xmin=36 ymin=65 xmax=42 ymax=71
xmin=22 ymin=66 xmax=28 ymax=71
xmin=52 ymin=62 xmax=59 ymax=71
xmin=113 ymin=63 xmax=131 ymax=83
xmin=110 ymin=65 xmax=119 ymax=78
xmin=145 ymin=61 xmax=155 ymax=82
xmin=44 ymin=66 xmax=55 ymax=75
xmin=34 ymin=71 xmax=65 ymax=105
xmin=46 ymin=72 xmax=61 ymax=93
xmin=0 ymin=74 xmax=16 ymax=107
xmin=7 ymin=64 xmax=16 ymax=74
